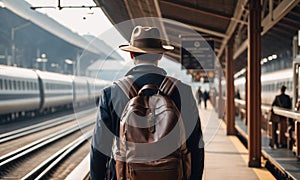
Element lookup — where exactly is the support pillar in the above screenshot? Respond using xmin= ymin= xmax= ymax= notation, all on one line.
xmin=218 ymin=65 xmax=223 ymax=118
xmin=226 ymin=37 xmax=235 ymax=135
xmin=248 ymin=0 xmax=262 ymax=167
xmin=245 ymin=69 xmax=248 ymax=125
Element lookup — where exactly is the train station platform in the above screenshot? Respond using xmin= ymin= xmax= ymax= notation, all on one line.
xmin=201 ymin=102 xmax=275 ymax=179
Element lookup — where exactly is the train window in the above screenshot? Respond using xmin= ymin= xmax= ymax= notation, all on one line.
xmin=12 ymin=80 xmax=16 ymax=90
xmin=3 ymin=79 xmax=6 ymax=90
xmin=0 ymin=79 xmax=2 ymax=90
xmin=9 ymin=80 xmax=12 ymax=90
xmin=17 ymin=81 xmax=20 ymax=90
xmin=23 ymin=81 xmax=26 ymax=90
xmin=21 ymin=81 xmax=24 ymax=90
xmin=27 ymin=81 xmax=30 ymax=90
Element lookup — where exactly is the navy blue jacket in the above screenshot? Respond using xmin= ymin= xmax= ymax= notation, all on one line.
xmin=90 ymin=65 xmax=204 ymax=180
xmin=272 ymin=93 xmax=291 ymax=109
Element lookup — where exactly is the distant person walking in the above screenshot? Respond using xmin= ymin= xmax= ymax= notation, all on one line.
xmin=203 ymin=90 xmax=210 ymax=109
xmin=270 ymin=85 xmax=291 ymax=148
xmin=235 ymin=89 xmax=241 ymax=99
xmin=196 ymin=87 xmax=203 ymax=107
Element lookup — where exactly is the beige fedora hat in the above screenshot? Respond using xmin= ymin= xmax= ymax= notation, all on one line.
xmin=119 ymin=26 xmax=174 ymax=54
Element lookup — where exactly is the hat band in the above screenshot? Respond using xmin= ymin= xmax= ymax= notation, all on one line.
xmin=132 ymin=38 xmax=163 ymax=49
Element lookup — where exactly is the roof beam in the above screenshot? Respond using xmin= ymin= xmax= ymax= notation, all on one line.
xmin=217 ymin=0 xmax=248 ymax=59
xmin=234 ymin=0 xmax=300 ymax=60
xmin=278 ymin=21 xmax=300 ymax=31
xmin=162 ymin=18 xmax=226 ymax=38
xmin=160 ymin=0 xmax=232 ymax=21
xmin=283 ymin=16 xmax=300 ymax=25
xmin=261 ymin=0 xmax=300 ymax=34
xmin=153 ymin=0 xmax=170 ymax=45
xmin=290 ymin=10 xmax=300 ymax=17
xmin=272 ymin=26 xmax=293 ymax=35
xmin=233 ymin=39 xmax=247 ymax=59
xmin=267 ymin=31 xmax=290 ymax=41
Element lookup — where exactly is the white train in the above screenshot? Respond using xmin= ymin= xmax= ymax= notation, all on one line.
xmin=0 ymin=65 xmax=111 ymax=119
xmin=234 ymin=68 xmax=293 ymax=105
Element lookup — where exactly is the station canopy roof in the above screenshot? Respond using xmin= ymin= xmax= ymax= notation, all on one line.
xmin=94 ymin=0 xmax=300 ymax=72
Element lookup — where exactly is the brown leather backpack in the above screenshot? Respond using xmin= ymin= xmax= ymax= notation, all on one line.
xmin=113 ymin=76 xmax=191 ymax=180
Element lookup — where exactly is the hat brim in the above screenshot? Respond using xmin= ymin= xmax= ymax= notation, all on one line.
xmin=119 ymin=44 xmax=174 ymax=54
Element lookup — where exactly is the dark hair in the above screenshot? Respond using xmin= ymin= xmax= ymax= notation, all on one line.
xmin=132 ymin=52 xmax=162 ymax=61
xmin=281 ymin=85 xmax=286 ymax=92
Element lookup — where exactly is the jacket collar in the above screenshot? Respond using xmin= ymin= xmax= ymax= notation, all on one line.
xmin=125 ymin=64 xmax=167 ymax=76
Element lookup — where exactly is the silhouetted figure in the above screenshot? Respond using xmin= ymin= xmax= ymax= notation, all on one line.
xmin=270 ymin=85 xmax=291 ymax=149
xmin=235 ymin=89 xmax=241 ymax=99
xmin=203 ymin=90 xmax=210 ymax=109
xmin=196 ymin=87 xmax=203 ymax=107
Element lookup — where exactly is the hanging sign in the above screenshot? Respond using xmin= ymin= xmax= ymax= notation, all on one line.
xmin=180 ymin=35 xmax=215 ymax=70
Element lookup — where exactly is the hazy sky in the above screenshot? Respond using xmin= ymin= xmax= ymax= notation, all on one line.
xmin=25 ymin=0 xmax=113 ymax=36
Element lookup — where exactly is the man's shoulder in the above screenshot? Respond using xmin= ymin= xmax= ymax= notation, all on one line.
xmin=278 ymin=94 xmax=290 ymax=99
xmin=99 ymin=83 xmax=120 ymax=95
xmin=171 ymin=77 xmax=191 ymax=89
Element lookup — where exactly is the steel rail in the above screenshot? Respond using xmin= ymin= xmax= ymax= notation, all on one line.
xmin=21 ymin=130 xmax=93 ymax=180
xmin=0 ymin=109 xmax=94 ymax=143
xmin=0 ymin=119 xmax=94 ymax=168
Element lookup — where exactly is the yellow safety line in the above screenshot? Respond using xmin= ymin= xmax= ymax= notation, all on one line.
xmin=219 ymin=120 xmax=275 ymax=180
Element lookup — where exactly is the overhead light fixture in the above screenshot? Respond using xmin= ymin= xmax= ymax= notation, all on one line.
xmin=65 ymin=59 xmax=74 ymax=64
xmin=267 ymin=56 xmax=272 ymax=61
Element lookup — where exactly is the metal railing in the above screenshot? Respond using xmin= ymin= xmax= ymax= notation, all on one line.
xmin=234 ymin=99 xmax=300 ymax=158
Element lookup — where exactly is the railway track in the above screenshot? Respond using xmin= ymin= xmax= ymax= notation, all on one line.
xmin=0 ymin=109 xmax=96 ymax=179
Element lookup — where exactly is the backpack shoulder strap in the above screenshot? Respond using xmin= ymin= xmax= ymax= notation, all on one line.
xmin=114 ymin=76 xmax=138 ymax=99
xmin=159 ymin=76 xmax=180 ymax=96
